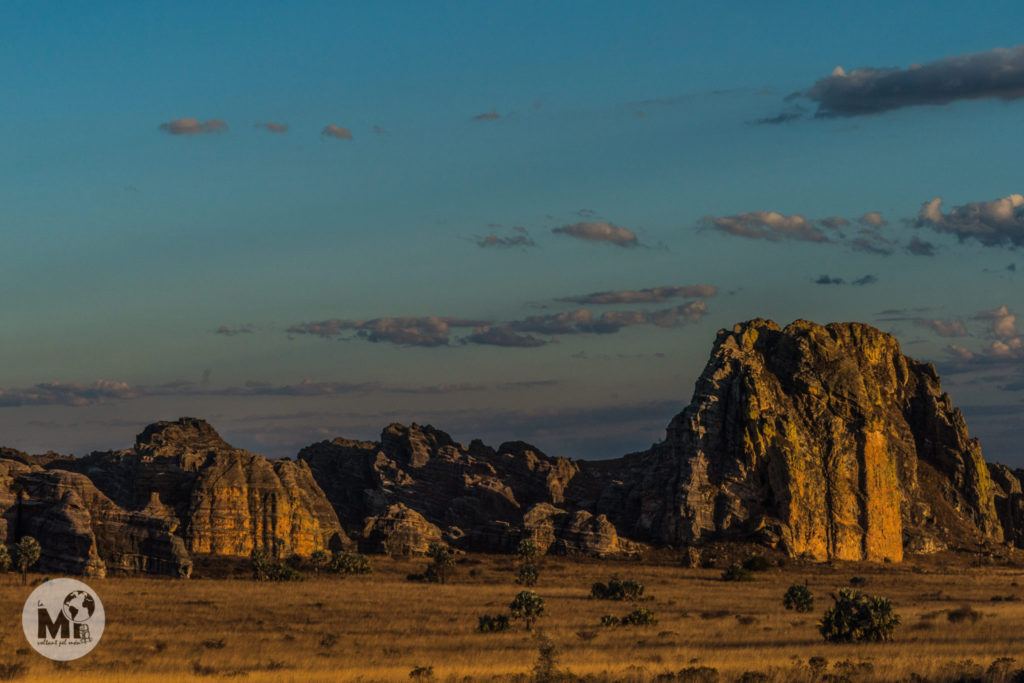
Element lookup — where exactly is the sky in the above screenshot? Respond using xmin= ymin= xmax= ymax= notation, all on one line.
xmin=2 ymin=1 xmax=1023 ymax=464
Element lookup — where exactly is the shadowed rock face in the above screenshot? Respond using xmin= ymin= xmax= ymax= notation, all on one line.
xmin=297 ymin=424 xmax=631 ymax=556
xmin=0 ymin=319 xmax=1017 ymax=574
xmin=581 ymin=319 xmax=1003 ymax=561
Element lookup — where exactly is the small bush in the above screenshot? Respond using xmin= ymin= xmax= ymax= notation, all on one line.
xmin=0 ymin=545 xmax=10 ymax=573
xmin=590 ymin=576 xmax=645 ymax=600
xmin=477 ymin=614 xmax=511 ymax=633
xmin=517 ymin=564 xmax=539 ymax=587
xmin=946 ymin=605 xmax=982 ymax=624
xmin=721 ymin=563 xmax=754 ymax=582
xmin=849 ymin=576 xmax=867 ymax=587
xmin=783 ymin=584 xmax=815 ymax=613
xmin=330 ymin=551 xmax=372 ymax=575
xmin=406 ymin=573 xmax=427 ymax=582
xmin=676 ymin=666 xmax=719 ymax=683
xmin=510 ymin=591 xmax=545 ymax=630
xmin=409 ymin=665 xmax=434 ymax=680
xmin=266 ymin=563 xmax=303 ymax=582
xmin=621 ymin=608 xmax=657 ymax=626
xmin=600 ymin=614 xmax=620 ymax=627
xmin=517 ymin=539 xmax=541 ymax=563
xmin=818 ymin=588 xmax=900 ymax=642
xmin=742 ymin=555 xmax=770 ymax=572
xmin=424 ymin=543 xmax=455 ymax=585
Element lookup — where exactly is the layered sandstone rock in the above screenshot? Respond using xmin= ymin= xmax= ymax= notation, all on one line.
xmin=298 ymin=423 xmax=631 ymax=556
xmin=0 ymin=318 xmax=1017 ymax=573
xmin=0 ymin=418 xmax=346 ymax=576
xmin=582 ymin=319 xmax=1003 ymax=561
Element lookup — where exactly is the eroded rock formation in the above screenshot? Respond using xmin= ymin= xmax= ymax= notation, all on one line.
xmin=0 ymin=418 xmax=346 ymax=576
xmin=578 ymin=319 xmax=1003 ymax=561
xmin=0 ymin=318 xmax=1018 ymax=575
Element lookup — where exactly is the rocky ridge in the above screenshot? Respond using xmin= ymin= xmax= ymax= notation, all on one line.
xmin=0 ymin=319 xmax=1019 ymax=576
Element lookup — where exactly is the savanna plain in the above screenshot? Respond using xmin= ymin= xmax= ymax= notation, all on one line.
xmin=1 ymin=552 xmax=1022 ymax=682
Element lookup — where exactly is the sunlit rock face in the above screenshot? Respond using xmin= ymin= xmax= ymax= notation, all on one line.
xmin=0 ymin=418 xmax=347 ymax=576
xmin=0 ymin=319 xmax=1015 ymax=574
xmin=591 ymin=319 xmax=1003 ymax=561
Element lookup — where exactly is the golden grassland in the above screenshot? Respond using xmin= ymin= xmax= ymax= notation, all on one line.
xmin=1 ymin=552 xmax=1024 ymax=682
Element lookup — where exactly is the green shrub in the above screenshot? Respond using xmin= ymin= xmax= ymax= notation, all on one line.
xmin=425 ymin=543 xmax=455 ymax=585
xmin=509 ymin=591 xmax=545 ymax=630
xmin=330 ymin=551 xmax=372 ymax=575
xmin=818 ymin=588 xmax=900 ymax=642
xmin=14 ymin=536 xmax=40 ymax=584
xmin=621 ymin=607 xmax=657 ymax=626
xmin=310 ymin=549 xmax=330 ymax=576
xmin=590 ymin=576 xmax=645 ymax=600
xmin=266 ymin=562 xmax=304 ymax=582
xmin=516 ymin=539 xmax=541 ymax=563
xmin=721 ymin=563 xmax=754 ymax=582
xmin=742 ymin=555 xmax=770 ymax=572
xmin=477 ymin=614 xmax=511 ymax=632
xmin=783 ymin=584 xmax=814 ymax=613
xmin=517 ymin=564 xmax=539 ymax=587
xmin=600 ymin=614 xmax=619 ymax=627
xmin=0 ymin=545 xmax=10 ymax=573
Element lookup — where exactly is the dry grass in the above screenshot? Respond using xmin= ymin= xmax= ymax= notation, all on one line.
xmin=1 ymin=553 xmax=1023 ymax=681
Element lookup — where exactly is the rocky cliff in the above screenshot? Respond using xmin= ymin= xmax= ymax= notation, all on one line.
xmin=0 ymin=319 xmax=1018 ymax=575
xmin=0 ymin=418 xmax=347 ymax=577
xmin=577 ymin=319 xmax=1003 ymax=561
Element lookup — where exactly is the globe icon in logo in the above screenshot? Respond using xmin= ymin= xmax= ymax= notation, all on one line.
xmin=61 ymin=591 xmax=96 ymax=624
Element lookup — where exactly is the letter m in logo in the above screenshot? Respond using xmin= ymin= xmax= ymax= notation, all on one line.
xmin=38 ymin=607 xmax=70 ymax=639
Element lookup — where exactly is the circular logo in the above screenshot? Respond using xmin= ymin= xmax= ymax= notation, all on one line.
xmin=22 ymin=578 xmax=105 ymax=661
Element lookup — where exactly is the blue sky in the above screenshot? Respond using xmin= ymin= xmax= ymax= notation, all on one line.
xmin=2 ymin=2 xmax=1023 ymax=463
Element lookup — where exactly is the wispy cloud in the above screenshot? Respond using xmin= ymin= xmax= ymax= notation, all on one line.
xmin=215 ymin=325 xmax=255 ymax=337
xmin=475 ymin=227 xmax=536 ymax=248
xmin=913 ymin=318 xmax=968 ymax=337
xmin=906 ymin=235 xmax=936 ymax=256
xmin=159 ymin=118 xmax=227 ymax=135
xmin=552 ymin=221 xmax=639 ymax=247
xmin=472 ymin=110 xmax=501 ymax=121
xmin=791 ymin=46 xmax=1024 ymax=118
xmin=321 ymin=124 xmax=353 ymax=140
xmin=287 ymin=316 xmax=487 ymax=347
xmin=814 ymin=274 xmax=877 ymax=286
xmin=463 ymin=326 xmax=548 ymax=348
xmin=702 ymin=211 xmax=828 ymax=243
xmin=255 ymin=122 xmax=288 ymax=133
xmin=0 ymin=380 xmax=137 ymax=407
xmin=914 ymin=193 xmax=1024 ymax=247
xmin=859 ymin=211 xmax=888 ymax=228
xmin=557 ymin=284 xmax=716 ymax=305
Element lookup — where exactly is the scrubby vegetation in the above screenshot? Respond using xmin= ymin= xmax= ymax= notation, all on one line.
xmin=783 ymin=583 xmax=814 ymax=612
xmin=590 ymin=576 xmax=645 ymax=600
xmin=476 ymin=614 xmax=511 ymax=632
xmin=330 ymin=551 xmax=373 ymax=575
xmin=509 ymin=590 xmax=545 ymax=630
xmin=721 ymin=563 xmax=754 ymax=582
xmin=819 ymin=587 xmax=900 ymax=642
xmin=407 ymin=543 xmax=455 ymax=583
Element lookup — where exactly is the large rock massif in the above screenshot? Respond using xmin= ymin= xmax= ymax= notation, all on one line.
xmin=1 ymin=319 xmax=1020 ymax=576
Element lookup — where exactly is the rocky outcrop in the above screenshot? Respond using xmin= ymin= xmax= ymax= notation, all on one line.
xmin=297 ymin=424 xmax=628 ymax=556
xmin=581 ymin=319 xmax=1003 ymax=561
xmin=0 ymin=318 xmax=1018 ymax=573
xmin=0 ymin=418 xmax=347 ymax=577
